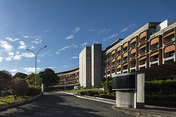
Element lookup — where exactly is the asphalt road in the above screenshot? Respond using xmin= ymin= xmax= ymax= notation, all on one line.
xmin=0 ymin=92 xmax=133 ymax=117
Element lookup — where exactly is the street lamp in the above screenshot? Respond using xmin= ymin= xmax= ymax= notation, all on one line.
xmin=26 ymin=45 xmax=47 ymax=86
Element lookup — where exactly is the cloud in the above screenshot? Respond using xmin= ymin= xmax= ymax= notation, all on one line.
xmin=73 ymin=27 xmax=80 ymax=33
xmin=47 ymin=67 xmax=56 ymax=69
xmin=37 ymin=59 xmax=40 ymax=62
xmin=58 ymin=46 xmax=70 ymax=51
xmin=30 ymin=46 xmax=35 ymax=49
xmin=23 ymin=35 xmax=29 ymax=38
xmin=13 ymin=54 xmax=22 ymax=60
xmin=88 ymin=29 xmax=95 ymax=32
xmin=0 ymin=41 xmax=13 ymax=51
xmin=66 ymin=35 xmax=74 ymax=40
xmin=23 ymin=67 xmax=41 ymax=73
xmin=103 ymin=33 xmax=118 ymax=41
xmin=92 ymin=41 xmax=100 ymax=43
xmin=98 ymin=29 xmax=110 ymax=34
xmin=18 ymin=41 xmax=27 ymax=49
xmin=72 ymin=44 xmax=78 ymax=48
xmin=81 ymin=42 xmax=88 ymax=47
xmin=31 ymin=39 xmax=42 ymax=44
xmin=6 ymin=37 xmax=19 ymax=42
xmin=0 ymin=56 xmax=3 ymax=62
xmin=70 ymin=56 xmax=78 ymax=59
xmin=22 ymin=53 xmax=35 ymax=58
xmin=56 ymin=52 xmax=60 ymax=54
xmin=11 ymin=69 xmax=17 ymax=72
xmin=63 ymin=64 xmax=73 ymax=67
xmin=121 ymin=23 xmax=136 ymax=32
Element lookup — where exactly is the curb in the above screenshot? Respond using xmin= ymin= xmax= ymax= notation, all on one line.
xmin=0 ymin=92 xmax=43 ymax=111
xmin=59 ymin=91 xmax=116 ymax=105
xmin=59 ymin=91 xmax=176 ymax=117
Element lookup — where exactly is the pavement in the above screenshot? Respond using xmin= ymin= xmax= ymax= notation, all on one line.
xmin=59 ymin=91 xmax=176 ymax=117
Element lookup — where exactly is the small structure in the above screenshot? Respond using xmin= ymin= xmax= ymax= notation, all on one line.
xmin=112 ymin=72 xmax=145 ymax=108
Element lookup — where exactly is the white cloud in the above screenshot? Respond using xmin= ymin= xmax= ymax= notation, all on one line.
xmin=23 ymin=67 xmax=41 ymax=73
xmin=70 ymin=56 xmax=78 ymax=59
xmin=66 ymin=35 xmax=74 ymax=40
xmin=31 ymin=39 xmax=42 ymax=44
xmin=72 ymin=44 xmax=78 ymax=48
xmin=88 ymin=29 xmax=95 ymax=32
xmin=103 ymin=33 xmax=118 ymax=41
xmin=81 ymin=42 xmax=88 ymax=47
xmin=58 ymin=46 xmax=70 ymax=51
xmin=18 ymin=41 xmax=27 ymax=49
xmin=0 ymin=41 xmax=13 ymax=51
xmin=98 ymin=29 xmax=110 ymax=34
xmin=23 ymin=35 xmax=29 ymax=38
xmin=92 ymin=41 xmax=100 ymax=43
xmin=56 ymin=52 xmax=60 ymax=54
xmin=11 ymin=69 xmax=17 ymax=73
xmin=22 ymin=53 xmax=35 ymax=58
xmin=121 ymin=23 xmax=136 ymax=32
xmin=0 ymin=56 xmax=3 ymax=62
xmin=37 ymin=59 xmax=40 ymax=62
xmin=13 ymin=54 xmax=22 ymax=60
xmin=6 ymin=37 xmax=19 ymax=42
xmin=73 ymin=27 xmax=80 ymax=33
xmin=30 ymin=46 xmax=35 ymax=49
xmin=47 ymin=67 xmax=56 ymax=69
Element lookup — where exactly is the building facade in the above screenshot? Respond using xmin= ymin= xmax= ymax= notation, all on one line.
xmin=56 ymin=19 xmax=176 ymax=88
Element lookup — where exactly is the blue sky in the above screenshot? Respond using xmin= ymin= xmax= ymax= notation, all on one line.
xmin=0 ymin=0 xmax=176 ymax=75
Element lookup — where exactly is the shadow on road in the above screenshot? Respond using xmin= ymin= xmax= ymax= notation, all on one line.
xmin=0 ymin=92 xmax=103 ymax=117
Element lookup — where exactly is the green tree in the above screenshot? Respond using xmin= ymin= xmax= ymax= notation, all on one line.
xmin=13 ymin=72 xmax=28 ymax=79
xmin=10 ymin=78 xmax=30 ymax=99
xmin=39 ymin=68 xmax=59 ymax=86
xmin=0 ymin=70 xmax=12 ymax=91
xmin=26 ymin=73 xmax=42 ymax=86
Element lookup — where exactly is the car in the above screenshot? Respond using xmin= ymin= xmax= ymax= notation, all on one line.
xmin=1 ymin=90 xmax=11 ymax=96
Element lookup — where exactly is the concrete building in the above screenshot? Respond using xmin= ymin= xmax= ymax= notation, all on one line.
xmin=55 ymin=19 xmax=176 ymax=88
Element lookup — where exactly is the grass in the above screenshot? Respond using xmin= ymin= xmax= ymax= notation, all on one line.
xmin=66 ymin=89 xmax=104 ymax=92
xmin=0 ymin=95 xmax=33 ymax=106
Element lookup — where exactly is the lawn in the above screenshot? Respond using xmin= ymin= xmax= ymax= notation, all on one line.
xmin=0 ymin=95 xmax=32 ymax=106
xmin=66 ymin=89 xmax=104 ymax=92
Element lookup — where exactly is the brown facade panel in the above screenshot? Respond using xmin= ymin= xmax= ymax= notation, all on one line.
xmin=151 ymin=37 xmax=159 ymax=45
xmin=139 ymin=44 xmax=146 ymax=49
xmin=139 ymin=56 xmax=146 ymax=61
xmin=150 ymin=51 xmax=159 ymax=57
xmin=140 ymin=31 xmax=146 ymax=39
xmin=117 ymin=47 xmax=121 ymax=51
xmin=123 ymin=42 xmax=128 ymax=48
xmin=131 ymin=48 xmax=136 ymax=54
xmin=130 ymin=37 xmax=136 ymax=44
xmin=123 ymin=52 xmax=128 ymax=57
xmin=164 ymin=45 xmax=175 ymax=53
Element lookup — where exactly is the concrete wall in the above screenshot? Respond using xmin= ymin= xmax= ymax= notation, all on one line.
xmin=91 ymin=44 xmax=102 ymax=86
xmin=79 ymin=46 xmax=91 ymax=87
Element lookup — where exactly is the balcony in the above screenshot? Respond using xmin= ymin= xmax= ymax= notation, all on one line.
xmin=140 ymin=37 xmax=147 ymax=44
xmin=163 ymin=29 xmax=175 ymax=46
xmin=150 ymin=43 xmax=159 ymax=51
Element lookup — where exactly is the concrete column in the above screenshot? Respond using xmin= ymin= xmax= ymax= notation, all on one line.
xmin=159 ymin=35 xmax=163 ymax=65
xmin=175 ymin=27 xmax=176 ymax=62
xmin=136 ymin=36 xmax=139 ymax=71
xmin=120 ymin=45 xmax=123 ymax=73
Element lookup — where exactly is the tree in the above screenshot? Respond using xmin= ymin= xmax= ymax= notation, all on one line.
xmin=26 ymin=73 xmax=42 ymax=86
xmin=39 ymin=68 xmax=59 ymax=86
xmin=10 ymin=78 xmax=30 ymax=99
xmin=0 ymin=70 xmax=12 ymax=91
xmin=13 ymin=72 xmax=27 ymax=79
xmin=101 ymin=79 xmax=112 ymax=93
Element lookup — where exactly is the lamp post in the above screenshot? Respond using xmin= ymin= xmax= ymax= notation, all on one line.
xmin=26 ymin=45 xmax=47 ymax=86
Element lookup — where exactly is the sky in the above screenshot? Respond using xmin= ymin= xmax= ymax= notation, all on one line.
xmin=0 ymin=0 xmax=176 ymax=76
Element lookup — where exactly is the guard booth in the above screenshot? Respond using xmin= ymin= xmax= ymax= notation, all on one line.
xmin=112 ymin=72 xmax=145 ymax=108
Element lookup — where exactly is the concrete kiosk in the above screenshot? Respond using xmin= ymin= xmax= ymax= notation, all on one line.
xmin=112 ymin=72 xmax=145 ymax=108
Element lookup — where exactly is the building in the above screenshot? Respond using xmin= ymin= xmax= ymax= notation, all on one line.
xmin=56 ymin=19 xmax=176 ymax=88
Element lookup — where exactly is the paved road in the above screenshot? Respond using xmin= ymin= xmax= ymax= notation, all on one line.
xmin=0 ymin=92 xmax=133 ymax=117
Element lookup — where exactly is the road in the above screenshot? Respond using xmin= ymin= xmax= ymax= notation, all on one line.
xmin=0 ymin=92 xmax=133 ymax=117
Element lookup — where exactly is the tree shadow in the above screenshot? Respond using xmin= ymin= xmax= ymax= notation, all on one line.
xmin=0 ymin=92 xmax=103 ymax=117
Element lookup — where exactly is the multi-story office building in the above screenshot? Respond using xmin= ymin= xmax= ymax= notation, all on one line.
xmin=56 ymin=19 xmax=176 ymax=88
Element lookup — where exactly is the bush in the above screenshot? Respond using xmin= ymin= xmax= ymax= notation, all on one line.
xmin=27 ymin=85 xmax=41 ymax=96
xmin=101 ymin=79 xmax=112 ymax=93
xmin=10 ymin=78 xmax=30 ymax=99
xmin=83 ymin=91 xmax=98 ymax=96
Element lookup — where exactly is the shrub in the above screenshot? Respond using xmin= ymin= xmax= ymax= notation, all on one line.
xmin=27 ymin=85 xmax=41 ymax=96
xmin=10 ymin=78 xmax=30 ymax=99
xmin=101 ymin=79 xmax=112 ymax=93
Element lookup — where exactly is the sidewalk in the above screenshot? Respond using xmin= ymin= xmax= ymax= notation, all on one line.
xmin=59 ymin=91 xmax=176 ymax=117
